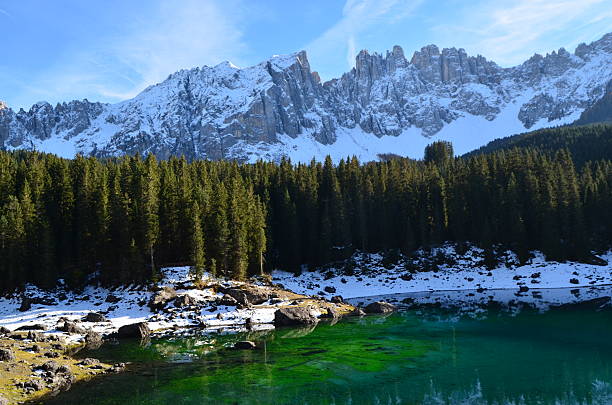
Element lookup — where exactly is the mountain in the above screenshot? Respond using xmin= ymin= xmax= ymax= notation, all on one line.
xmin=2 ymin=33 xmax=612 ymax=162
xmin=574 ymin=79 xmax=612 ymax=125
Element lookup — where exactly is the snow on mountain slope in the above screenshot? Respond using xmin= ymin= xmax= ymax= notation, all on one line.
xmin=1 ymin=33 xmax=611 ymax=162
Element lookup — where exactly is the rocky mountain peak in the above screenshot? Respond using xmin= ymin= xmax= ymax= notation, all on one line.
xmin=1 ymin=32 xmax=611 ymax=162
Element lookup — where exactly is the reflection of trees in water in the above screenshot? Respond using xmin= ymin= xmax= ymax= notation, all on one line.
xmin=421 ymin=378 xmax=612 ymax=405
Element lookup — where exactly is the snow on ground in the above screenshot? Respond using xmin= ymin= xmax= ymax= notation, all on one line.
xmin=1 ymin=246 xmax=610 ymax=343
xmin=273 ymin=247 xmax=612 ymax=299
xmin=0 ymin=267 xmax=277 ymax=343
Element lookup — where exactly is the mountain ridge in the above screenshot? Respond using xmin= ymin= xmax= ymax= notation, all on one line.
xmin=1 ymin=32 xmax=611 ymax=162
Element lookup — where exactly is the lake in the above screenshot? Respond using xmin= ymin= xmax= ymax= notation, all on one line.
xmin=43 ymin=288 xmax=612 ymax=405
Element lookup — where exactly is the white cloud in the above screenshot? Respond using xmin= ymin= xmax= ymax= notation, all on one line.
xmin=435 ymin=0 xmax=611 ymax=65
xmin=305 ymin=0 xmax=423 ymax=76
xmin=0 ymin=8 xmax=10 ymax=18
xmin=14 ymin=0 xmax=247 ymax=108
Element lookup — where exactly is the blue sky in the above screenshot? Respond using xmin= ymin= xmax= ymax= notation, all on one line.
xmin=1 ymin=0 xmax=611 ymax=110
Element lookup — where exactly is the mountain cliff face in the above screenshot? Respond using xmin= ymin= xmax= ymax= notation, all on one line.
xmin=2 ymin=33 xmax=612 ymax=162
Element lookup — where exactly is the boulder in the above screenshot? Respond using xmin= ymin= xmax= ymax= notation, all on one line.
xmin=27 ymin=331 xmax=47 ymax=342
xmin=148 ymin=287 xmax=177 ymax=311
xmin=364 ymin=301 xmax=396 ymax=314
xmin=117 ymin=322 xmax=150 ymax=339
xmin=0 ymin=348 xmax=15 ymax=362
xmin=348 ymin=307 xmax=366 ymax=317
xmin=218 ymin=294 xmax=239 ymax=307
xmin=16 ymin=324 xmax=47 ymax=331
xmin=324 ymin=286 xmax=337 ymax=294
xmin=58 ymin=321 xmax=86 ymax=334
xmin=226 ymin=287 xmax=269 ymax=306
xmin=274 ymin=307 xmax=318 ymax=327
xmin=233 ymin=341 xmax=256 ymax=350
xmin=105 ymin=294 xmax=121 ymax=303
xmin=84 ymin=331 xmax=103 ymax=345
xmin=78 ymin=358 xmax=100 ymax=366
xmin=320 ymin=307 xmax=340 ymax=319
xmin=330 ymin=295 xmax=344 ymax=304
xmin=37 ymin=360 xmax=60 ymax=373
xmin=174 ymin=294 xmax=196 ymax=307
xmin=83 ymin=312 xmax=108 ymax=323
xmin=19 ymin=298 xmax=32 ymax=312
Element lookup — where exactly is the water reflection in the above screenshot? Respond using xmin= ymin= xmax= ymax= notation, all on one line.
xmin=41 ymin=286 xmax=612 ymax=405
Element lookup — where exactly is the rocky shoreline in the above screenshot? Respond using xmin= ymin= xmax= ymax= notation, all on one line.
xmin=1 ymin=269 xmax=390 ymax=404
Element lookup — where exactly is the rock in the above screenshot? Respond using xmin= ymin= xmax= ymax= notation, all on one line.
xmin=569 ymin=278 xmax=580 ymax=284
xmin=110 ymin=363 xmax=126 ymax=373
xmin=233 ymin=341 xmax=256 ymax=350
xmin=219 ymin=294 xmax=239 ymax=306
xmin=58 ymin=321 xmax=86 ymax=334
xmin=105 ymin=294 xmax=121 ymax=303
xmin=348 ymin=307 xmax=366 ymax=317
xmin=226 ymin=287 xmax=269 ymax=306
xmin=85 ymin=331 xmax=103 ymax=346
xmin=519 ymin=286 xmax=529 ymax=292
xmin=27 ymin=331 xmax=47 ymax=342
xmin=364 ymin=301 xmax=396 ymax=314
xmin=0 ymin=348 xmax=15 ymax=362
xmin=18 ymin=379 xmax=43 ymax=391
xmin=324 ymin=286 xmax=336 ymax=294
xmin=0 ymin=394 xmax=8 ymax=405
xmin=330 ymin=295 xmax=344 ymax=304
xmin=79 ymin=358 xmax=100 ymax=366
xmin=320 ymin=307 xmax=339 ymax=319
xmin=44 ymin=351 xmax=60 ymax=358
xmin=19 ymin=297 xmax=32 ymax=312
xmin=117 ymin=322 xmax=150 ymax=339
xmin=83 ymin=312 xmax=108 ymax=322
xmin=16 ymin=324 xmax=47 ymax=331
xmin=148 ymin=287 xmax=177 ymax=311
xmin=273 ymin=307 xmax=318 ymax=327
xmin=174 ymin=294 xmax=196 ymax=307
xmin=37 ymin=360 xmax=60 ymax=372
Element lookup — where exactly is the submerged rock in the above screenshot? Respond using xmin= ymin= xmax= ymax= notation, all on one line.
xmin=233 ymin=341 xmax=257 ymax=350
xmin=274 ymin=307 xmax=318 ymax=327
xmin=364 ymin=301 xmax=396 ymax=314
xmin=117 ymin=322 xmax=151 ymax=339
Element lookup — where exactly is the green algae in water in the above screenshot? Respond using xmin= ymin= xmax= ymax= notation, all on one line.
xmin=43 ymin=305 xmax=612 ymax=405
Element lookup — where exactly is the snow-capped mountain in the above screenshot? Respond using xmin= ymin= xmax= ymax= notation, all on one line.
xmin=2 ymin=33 xmax=612 ymax=162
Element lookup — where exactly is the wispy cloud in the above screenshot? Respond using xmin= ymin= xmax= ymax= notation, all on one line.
xmin=16 ymin=0 xmax=247 ymax=107
xmin=306 ymin=0 xmax=423 ymax=76
xmin=434 ymin=0 xmax=611 ymax=65
xmin=0 ymin=8 xmax=11 ymax=18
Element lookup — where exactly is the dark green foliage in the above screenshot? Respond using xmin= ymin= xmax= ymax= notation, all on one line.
xmin=468 ymin=124 xmax=612 ymax=167
xmin=575 ymin=81 xmax=612 ymax=125
xmin=0 ymin=130 xmax=610 ymax=292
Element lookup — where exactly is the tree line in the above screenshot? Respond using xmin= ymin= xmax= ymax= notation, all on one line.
xmin=0 ymin=137 xmax=610 ymax=292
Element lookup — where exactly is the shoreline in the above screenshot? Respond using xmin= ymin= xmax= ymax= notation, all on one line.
xmin=1 ymin=247 xmax=611 ymax=404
